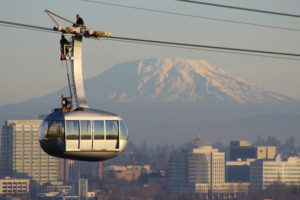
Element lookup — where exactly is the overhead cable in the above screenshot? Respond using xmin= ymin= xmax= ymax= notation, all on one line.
xmin=104 ymin=37 xmax=300 ymax=61
xmin=105 ymin=36 xmax=300 ymax=60
xmin=178 ymin=0 xmax=300 ymax=18
xmin=1 ymin=19 xmax=300 ymax=61
xmin=0 ymin=20 xmax=58 ymax=34
xmin=82 ymin=0 xmax=300 ymax=32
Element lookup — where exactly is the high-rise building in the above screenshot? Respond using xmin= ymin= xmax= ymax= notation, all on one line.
xmin=69 ymin=160 xmax=98 ymax=181
xmin=229 ymin=141 xmax=256 ymax=161
xmin=250 ymin=155 xmax=300 ymax=190
xmin=166 ymin=151 xmax=186 ymax=192
xmin=226 ymin=159 xmax=254 ymax=182
xmin=0 ymin=120 xmax=64 ymax=185
xmin=229 ymin=140 xmax=276 ymax=161
xmin=78 ymin=179 xmax=88 ymax=200
xmin=167 ymin=138 xmax=249 ymax=199
xmin=186 ymin=142 xmax=225 ymax=186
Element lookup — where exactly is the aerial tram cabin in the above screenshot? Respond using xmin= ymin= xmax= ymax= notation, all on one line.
xmin=39 ymin=107 xmax=128 ymax=161
xmin=39 ymin=10 xmax=128 ymax=161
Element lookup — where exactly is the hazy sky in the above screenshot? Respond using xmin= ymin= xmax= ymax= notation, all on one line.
xmin=1 ymin=0 xmax=300 ymax=106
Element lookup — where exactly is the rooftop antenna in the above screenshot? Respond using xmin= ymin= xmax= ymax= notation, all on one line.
xmin=198 ymin=128 xmax=201 ymax=139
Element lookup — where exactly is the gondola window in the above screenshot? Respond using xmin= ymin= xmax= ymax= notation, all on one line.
xmin=80 ymin=120 xmax=91 ymax=140
xmin=106 ymin=120 xmax=118 ymax=140
xmin=94 ymin=120 xmax=104 ymax=139
xmin=66 ymin=120 xmax=79 ymax=140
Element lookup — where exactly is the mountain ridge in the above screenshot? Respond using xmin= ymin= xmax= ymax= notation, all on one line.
xmin=87 ymin=58 xmax=292 ymax=104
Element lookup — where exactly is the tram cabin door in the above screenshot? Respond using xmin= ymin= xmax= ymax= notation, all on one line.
xmin=65 ymin=120 xmax=80 ymax=151
xmin=79 ymin=120 xmax=93 ymax=150
xmin=104 ymin=120 xmax=119 ymax=150
xmin=93 ymin=120 xmax=106 ymax=151
xmin=65 ymin=120 xmax=93 ymax=151
xmin=93 ymin=120 xmax=120 ymax=151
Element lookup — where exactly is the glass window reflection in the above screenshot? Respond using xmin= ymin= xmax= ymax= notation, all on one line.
xmin=44 ymin=120 xmax=64 ymax=140
xmin=120 ymin=120 xmax=129 ymax=140
xmin=39 ymin=120 xmax=48 ymax=140
xmin=66 ymin=120 xmax=79 ymax=140
xmin=106 ymin=120 xmax=118 ymax=140
xmin=80 ymin=120 xmax=91 ymax=140
xmin=94 ymin=120 xmax=104 ymax=139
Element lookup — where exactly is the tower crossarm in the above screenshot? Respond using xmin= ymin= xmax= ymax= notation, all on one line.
xmin=45 ymin=9 xmax=111 ymax=40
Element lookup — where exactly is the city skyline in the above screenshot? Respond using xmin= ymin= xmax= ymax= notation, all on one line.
xmin=1 ymin=0 xmax=300 ymax=106
xmin=0 ymin=119 xmax=299 ymax=199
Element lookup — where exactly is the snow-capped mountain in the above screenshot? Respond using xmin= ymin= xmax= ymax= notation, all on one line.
xmin=88 ymin=58 xmax=290 ymax=104
xmin=0 ymin=57 xmax=299 ymax=146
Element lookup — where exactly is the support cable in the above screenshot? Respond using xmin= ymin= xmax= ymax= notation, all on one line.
xmin=82 ymin=0 xmax=300 ymax=32
xmin=44 ymin=10 xmax=77 ymax=25
xmin=0 ymin=20 xmax=57 ymax=34
xmin=107 ymin=36 xmax=300 ymax=58
xmin=178 ymin=0 xmax=300 ymax=18
xmin=104 ymin=37 xmax=300 ymax=61
xmin=1 ymin=19 xmax=300 ymax=61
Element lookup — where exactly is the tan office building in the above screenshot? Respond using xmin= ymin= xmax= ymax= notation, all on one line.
xmin=0 ymin=120 xmax=64 ymax=185
xmin=250 ymin=155 xmax=300 ymax=190
xmin=168 ymin=138 xmax=249 ymax=199
xmin=187 ymin=144 xmax=225 ymax=186
xmin=256 ymin=146 xmax=277 ymax=159
xmin=0 ymin=178 xmax=29 ymax=194
xmin=229 ymin=140 xmax=277 ymax=161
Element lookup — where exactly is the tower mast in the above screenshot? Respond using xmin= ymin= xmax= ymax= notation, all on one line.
xmin=70 ymin=36 xmax=88 ymax=108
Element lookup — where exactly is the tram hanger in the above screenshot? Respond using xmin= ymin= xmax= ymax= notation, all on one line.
xmin=39 ymin=10 xmax=128 ymax=161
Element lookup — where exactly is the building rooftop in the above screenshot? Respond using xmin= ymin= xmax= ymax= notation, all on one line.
xmin=181 ymin=138 xmax=211 ymax=152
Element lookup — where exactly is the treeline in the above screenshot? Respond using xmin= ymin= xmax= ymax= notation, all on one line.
xmin=242 ymin=183 xmax=300 ymax=200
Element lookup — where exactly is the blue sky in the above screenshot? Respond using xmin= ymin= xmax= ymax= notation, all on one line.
xmin=1 ymin=0 xmax=300 ymax=106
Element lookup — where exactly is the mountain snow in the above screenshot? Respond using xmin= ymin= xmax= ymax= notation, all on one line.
xmin=89 ymin=58 xmax=290 ymax=104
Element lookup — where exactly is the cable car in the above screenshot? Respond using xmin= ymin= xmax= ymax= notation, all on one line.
xmin=39 ymin=10 xmax=128 ymax=161
xmin=39 ymin=107 xmax=129 ymax=161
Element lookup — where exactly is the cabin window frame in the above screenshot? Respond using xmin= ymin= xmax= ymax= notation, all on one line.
xmin=119 ymin=120 xmax=129 ymax=140
xmin=40 ymin=120 xmax=48 ymax=140
xmin=40 ymin=120 xmax=65 ymax=140
xmin=93 ymin=120 xmax=105 ymax=140
xmin=80 ymin=120 xmax=92 ymax=140
xmin=66 ymin=120 xmax=80 ymax=140
xmin=105 ymin=120 xmax=119 ymax=140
